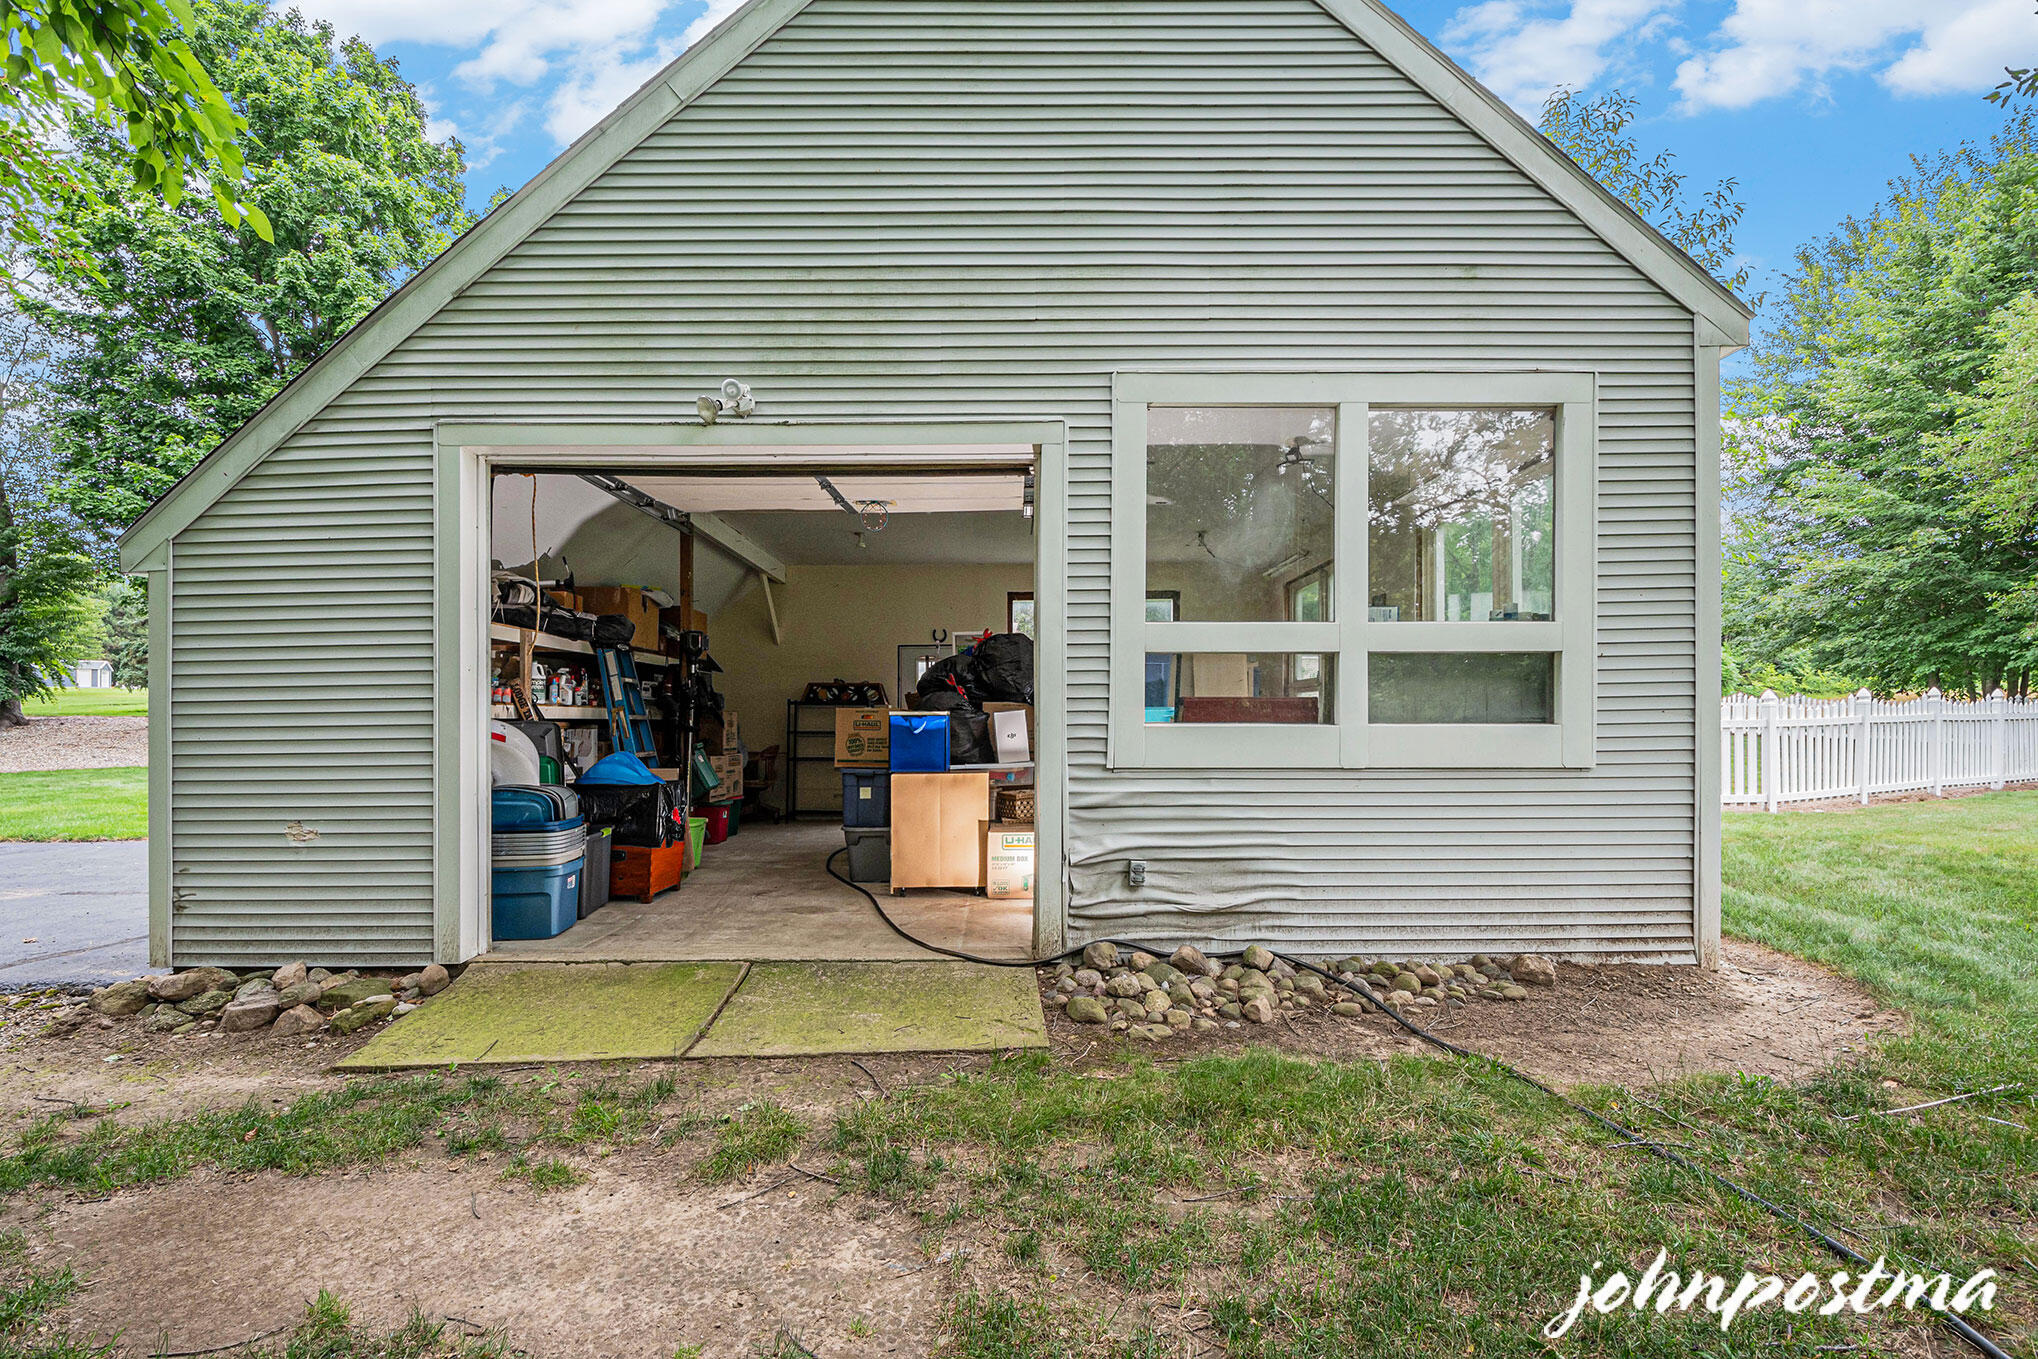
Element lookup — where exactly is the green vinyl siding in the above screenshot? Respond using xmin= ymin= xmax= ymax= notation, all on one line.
xmin=160 ymin=0 xmax=1705 ymax=965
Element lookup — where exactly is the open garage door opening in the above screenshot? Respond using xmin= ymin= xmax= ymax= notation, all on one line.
xmin=479 ymin=448 xmax=1047 ymax=965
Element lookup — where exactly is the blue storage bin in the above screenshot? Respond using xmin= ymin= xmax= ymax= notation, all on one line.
xmin=841 ymin=769 xmax=890 ymax=827
xmin=889 ymin=712 xmax=951 ymax=773
xmin=492 ymin=855 xmax=583 ymax=940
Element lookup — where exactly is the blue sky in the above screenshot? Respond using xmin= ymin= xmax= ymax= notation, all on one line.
xmin=290 ymin=0 xmax=2034 ymax=310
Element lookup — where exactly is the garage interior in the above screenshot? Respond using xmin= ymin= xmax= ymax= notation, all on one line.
xmin=483 ymin=454 xmax=1041 ymax=964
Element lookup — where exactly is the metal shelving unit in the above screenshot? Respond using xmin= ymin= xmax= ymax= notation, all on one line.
xmin=784 ymin=700 xmax=852 ymax=821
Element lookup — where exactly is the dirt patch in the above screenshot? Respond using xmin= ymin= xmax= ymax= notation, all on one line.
xmin=1751 ymin=780 xmax=2038 ymax=813
xmin=0 ymin=716 xmax=147 ymax=773
xmin=9 ymin=1152 xmax=944 ymax=1358
xmin=1038 ymin=938 xmax=1902 ymax=1089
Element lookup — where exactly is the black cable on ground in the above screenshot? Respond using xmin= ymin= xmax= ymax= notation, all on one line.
xmin=823 ymin=848 xmax=2011 ymax=1359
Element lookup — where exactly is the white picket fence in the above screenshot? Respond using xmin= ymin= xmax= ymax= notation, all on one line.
xmin=1722 ymin=689 xmax=2038 ymax=810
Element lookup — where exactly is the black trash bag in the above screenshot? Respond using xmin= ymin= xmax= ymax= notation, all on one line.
xmin=573 ymin=781 xmax=683 ymax=847
xmin=914 ymin=652 xmax=975 ymax=702
xmin=968 ymin=632 xmax=1034 ymax=705
xmin=912 ymin=688 xmax=971 ymax=714
xmin=949 ymin=709 xmax=996 ymax=765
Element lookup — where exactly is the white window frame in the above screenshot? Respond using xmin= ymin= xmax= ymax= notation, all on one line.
xmin=1108 ymin=371 xmax=1596 ymax=771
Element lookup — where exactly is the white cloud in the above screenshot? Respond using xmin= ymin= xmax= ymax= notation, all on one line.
xmin=283 ymin=0 xmax=739 ymax=147
xmin=1883 ymin=0 xmax=2037 ymax=96
xmin=1443 ymin=0 xmax=1677 ymax=111
xmin=1674 ymin=0 xmax=2038 ymax=111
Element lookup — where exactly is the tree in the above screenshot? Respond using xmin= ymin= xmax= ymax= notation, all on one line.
xmin=3 ymin=0 xmax=267 ymax=290
xmin=31 ymin=0 xmax=474 ymax=543
xmin=0 ymin=488 xmax=98 ymax=724
xmin=1538 ymin=87 xmax=1753 ymax=296
xmin=1724 ymin=114 xmax=2038 ymax=697
xmin=101 ymin=575 xmax=148 ymax=687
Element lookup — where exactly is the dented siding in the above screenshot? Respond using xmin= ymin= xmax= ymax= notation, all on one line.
xmin=163 ymin=0 xmax=1701 ymax=965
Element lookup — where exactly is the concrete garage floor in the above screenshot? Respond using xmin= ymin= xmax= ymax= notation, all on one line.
xmin=486 ymin=820 xmax=1034 ymax=963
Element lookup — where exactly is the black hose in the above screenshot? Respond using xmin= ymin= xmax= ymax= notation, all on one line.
xmin=822 ymin=848 xmax=2011 ymax=1359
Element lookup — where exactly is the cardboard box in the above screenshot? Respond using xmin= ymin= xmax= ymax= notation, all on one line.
xmin=981 ymin=822 xmax=1035 ymax=899
xmin=698 ymin=709 xmax=739 ymax=755
xmin=890 ymin=771 xmax=990 ymax=891
xmin=578 ymin=586 xmax=660 ymax=651
xmin=707 ymin=752 xmax=743 ymax=802
xmin=983 ymin=702 xmax=1033 ymax=749
xmin=545 ymin=588 xmax=581 ymax=611
xmin=989 ymin=709 xmax=1030 ymax=764
xmin=834 ymin=707 xmax=892 ymax=767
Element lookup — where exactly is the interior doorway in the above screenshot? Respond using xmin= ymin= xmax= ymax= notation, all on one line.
xmin=459 ymin=427 xmax=1061 ymax=966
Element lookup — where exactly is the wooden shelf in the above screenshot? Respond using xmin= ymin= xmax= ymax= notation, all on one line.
xmin=493 ymin=705 xmax=609 ymax=721
xmin=489 ymin=623 xmax=675 ymax=668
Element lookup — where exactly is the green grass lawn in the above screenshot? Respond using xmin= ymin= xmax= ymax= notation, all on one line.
xmin=2 ymin=796 xmax=2032 ymax=1357
xmin=20 ymin=688 xmax=146 ymax=717
xmin=0 ymin=768 xmax=146 ymax=840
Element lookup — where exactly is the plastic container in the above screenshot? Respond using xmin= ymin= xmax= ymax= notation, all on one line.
xmin=889 ymin=712 xmax=951 ymax=773
xmin=492 ymin=785 xmax=581 ymax=831
xmin=843 ymin=826 xmax=890 ymax=884
xmin=492 ymin=854 xmax=583 ymax=940
xmin=840 ymin=769 xmax=890 ymax=827
xmin=701 ymin=803 xmax=732 ymax=845
xmin=724 ymin=799 xmax=742 ymax=837
xmin=579 ymin=826 xmax=613 ymax=918
xmin=687 ymin=816 xmax=708 ymax=871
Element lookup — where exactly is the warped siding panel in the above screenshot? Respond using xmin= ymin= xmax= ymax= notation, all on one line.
xmin=164 ymin=0 xmax=1704 ymax=964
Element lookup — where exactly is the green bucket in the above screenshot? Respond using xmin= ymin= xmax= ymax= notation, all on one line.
xmin=687 ymin=816 xmax=708 ymax=871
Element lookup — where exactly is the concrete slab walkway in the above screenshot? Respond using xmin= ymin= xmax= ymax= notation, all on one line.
xmin=336 ymin=957 xmax=1047 ymax=1070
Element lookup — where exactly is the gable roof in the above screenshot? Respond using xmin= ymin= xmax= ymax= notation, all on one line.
xmin=120 ymin=0 xmax=1752 ymax=570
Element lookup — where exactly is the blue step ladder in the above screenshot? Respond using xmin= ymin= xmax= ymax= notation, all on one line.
xmin=595 ymin=645 xmax=659 ymax=761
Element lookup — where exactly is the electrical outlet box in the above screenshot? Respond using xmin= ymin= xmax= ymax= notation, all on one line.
xmin=1127 ymin=859 xmax=1147 ymax=887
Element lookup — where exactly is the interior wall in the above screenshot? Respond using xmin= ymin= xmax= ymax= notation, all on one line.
xmin=710 ymin=562 xmax=1032 ymax=808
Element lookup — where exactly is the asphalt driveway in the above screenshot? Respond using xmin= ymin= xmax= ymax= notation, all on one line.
xmin=0 ymin=841 xmax=149 ymax=988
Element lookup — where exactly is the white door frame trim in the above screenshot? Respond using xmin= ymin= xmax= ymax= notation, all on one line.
xmin=433 ymin=419 xmax=1070 ymax=963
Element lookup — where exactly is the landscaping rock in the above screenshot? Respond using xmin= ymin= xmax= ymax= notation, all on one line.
xmin=272 ymin=1004 xmax=325 ymax=1038
xmin=1115 ymin=998 xmax=1148 ymax=1018
xmin=1241 ymin=944 xmax=1275 ymax=972
xmin=233 ymin=978 xmax=277 ymax=1001
xmin=147 ymin=969 xmax=235 ymax=1003
xmin=1218 ymin=1002 xmax=1242 ymax=1021
xmin=1169 ymin=944 xmax=1214 ymax=977
xmin=1192 ymin=1017 xmax=1220 ymax=1032
xmin=271 ymin=961 xmax=307 ymax=990
xmin=1331 ymin=1001 xmax=1365 ymax=1017
xmin=1065 ymin=996 xmax=1109 ymax=1025
xmin=1128 ymin=951 xmax=1156 ymax=970
xmin=1130 ymin=1023 xmax=1172 ymax=1042
xmin=142 ymin=1007 xmax=190 ymax=1034
xmin=1510 ymin=955 xmax=1558 ymax=987
xmin=1104 ymin=973 xmax=1144 ymax=998
xmin=1081 ymin=941 xmax=1119 ymax=972
xmin=177 ymin=989 xmax=232 ymax=1016
xmin=330 ymin=997 xmax=397 ymax=1034
xmin=276 ymin=981 xmax=322 ymax=1008
xmin=1072 ymin=968 xmax=1103 ymax=991
xmin=320 ymin=976 xmax=392 ymax=1009
xmin=1241 ymin=995 xmax=1275 ymax=1024
xmin=1141 ymin=961 xmax=1183 ymax=988
xmin=219 ymin=994 xmax=281 ymax=1032
xmin=1387 ymin=989 xmax=1415 ymax=1007
xmin=1164 ymin=1007 xmax=1192 ymax=1030
xmin=1501 ymin=984 xmax=1529 ymax=1001
xmin=417 ymin=963 xmax=450 ymax=997
xmin=88 ymin=980 xmax=149 ymax=1017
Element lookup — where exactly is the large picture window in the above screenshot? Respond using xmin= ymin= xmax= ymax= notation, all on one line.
xmin=1111 ymin=373 xmax=1595 ymax=769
